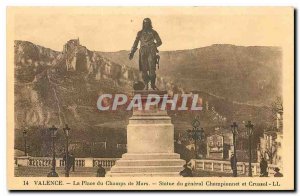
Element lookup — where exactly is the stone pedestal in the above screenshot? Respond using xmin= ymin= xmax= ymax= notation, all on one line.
xmin=107 ymin=90 xmax=185 ymax=177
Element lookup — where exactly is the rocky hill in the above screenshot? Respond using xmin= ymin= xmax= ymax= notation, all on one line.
xmin=100 ymin=44 xmax=282 ymax=106
xmin=15 ymin=39 xmax=138 ymax=127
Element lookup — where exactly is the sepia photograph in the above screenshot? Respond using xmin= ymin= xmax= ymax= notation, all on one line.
xmin=6 ymin=6 xmax=294 ymax=190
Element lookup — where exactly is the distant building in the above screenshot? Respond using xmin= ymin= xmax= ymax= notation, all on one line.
xmin=206 ymin=127 xmax=250 ymax=161
xmin=206 ymin=128 xmax=233 ymax=160
xmin=116 ymin=143 xmax=127 ymax=153
xmin=258 ymin=110 xmax=283 ymax=166
xmin=206 ymin=134 xmax=225 ymax=159
xmin=275 ymin=130 xmax=283 ymax=167
xmin=235 ymin=131 xmax=251 ymax=162
xmin=67 ymin=127 xmax=128 ymax=158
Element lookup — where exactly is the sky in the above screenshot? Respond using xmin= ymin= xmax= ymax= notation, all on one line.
xmin=10 ymin=7 xmax=293 ymax=52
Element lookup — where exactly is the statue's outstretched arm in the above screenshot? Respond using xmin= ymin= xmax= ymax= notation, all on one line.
xmin=131 ymin=32 xmax=141 ymax=54
xmin=129 ymin=32 xmax=140 ymax=60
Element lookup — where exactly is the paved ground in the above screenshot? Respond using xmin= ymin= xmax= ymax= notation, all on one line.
xmin=15 ymin=166 xmax=245 ymax=177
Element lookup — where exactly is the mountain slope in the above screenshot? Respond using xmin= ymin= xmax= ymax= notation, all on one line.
xmin=14 ymin=40 xmax=138 ymax=129
xmin=99 ymin=44 xmax=282 ymax=106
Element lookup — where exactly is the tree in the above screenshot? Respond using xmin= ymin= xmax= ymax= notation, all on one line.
xmin=264 ymin=141 xmax=277 ymax=164
xmin=271 ymin=97 xmax=283 ymax=121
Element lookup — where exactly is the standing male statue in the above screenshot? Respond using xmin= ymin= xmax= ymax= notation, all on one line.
xmin=129 ymin=18 xmax=162 ymax=90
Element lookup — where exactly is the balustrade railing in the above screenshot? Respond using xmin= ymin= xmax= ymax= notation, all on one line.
xmin=93 ymin=158 xmax=117 ymax=168
xmin=15 ymin=156 xmax=118 ymax=168
xmin=16 ymin=156 xmax=281 ymax=176
xmin=190 ymin=159 xmax=281 ymax=176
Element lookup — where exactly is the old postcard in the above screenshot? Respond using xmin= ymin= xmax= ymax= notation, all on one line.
xmin=7 ymin=7 xmax=294 ymax=190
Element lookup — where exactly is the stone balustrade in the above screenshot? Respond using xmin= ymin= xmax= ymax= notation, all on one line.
xmin=15 ymin=156 xmax=118 ymax=168
xmin=15 ymin=156 xmax=281 ymax=177
xmin=93 ymin=158 xmax=117 ymax=168
xmin=190 ymin=159 xmax=281 ymax=176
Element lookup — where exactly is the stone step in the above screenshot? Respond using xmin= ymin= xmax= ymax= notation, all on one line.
xmin=115 ymin=159 xmax=185 ymax=166
xmin=110 ymin=165 xmax=183 ymax=173
xmin=122 ymin=153 xmax=181 ymax=160
xmin=106 ymin=172 xmax=181 ymax=177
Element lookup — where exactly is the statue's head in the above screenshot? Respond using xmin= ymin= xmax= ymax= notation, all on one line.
xmin=142 ymin=18 xmax=152 ymax=30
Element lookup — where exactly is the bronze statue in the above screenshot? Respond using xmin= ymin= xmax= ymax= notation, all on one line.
xmin=129 ymin=18 xmax=162 ymax=90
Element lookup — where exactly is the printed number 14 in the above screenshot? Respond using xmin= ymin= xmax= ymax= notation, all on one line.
xmin=23 ymin=181 xmax=29 ymax=186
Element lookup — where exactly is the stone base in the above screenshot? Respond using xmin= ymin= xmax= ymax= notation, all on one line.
xmin=106 ymin=153 xmax=185 ymax=177
xmin=106 ymin=90 xmax=185 ymax=177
